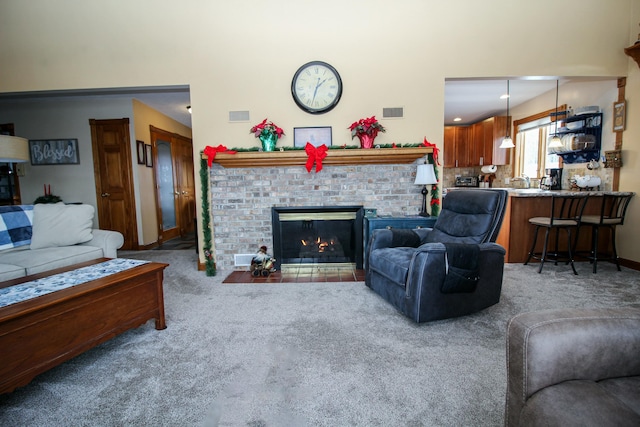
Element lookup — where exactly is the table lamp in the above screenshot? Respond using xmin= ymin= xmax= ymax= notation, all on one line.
xmin=414 ymin=163 xmax=437 ymax=216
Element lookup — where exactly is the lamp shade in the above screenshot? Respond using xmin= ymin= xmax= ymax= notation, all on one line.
xmin=499 ymin=136 xmax=514 ymax=149
xmin=414 ymin=163 xmax=437 ymax=185
xmin=0 ymin=135 xmax=29 ymax=162
xmin=548 ymin=135 xmax=563 ymax=148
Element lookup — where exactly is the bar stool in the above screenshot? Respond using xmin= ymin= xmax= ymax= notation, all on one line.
xmin=524 ymin=193 xmax=589 ymax=274
xmin=578 ymin=193 xmax=634 ymax=273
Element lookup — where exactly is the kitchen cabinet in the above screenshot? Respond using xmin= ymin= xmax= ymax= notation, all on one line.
xmin=445 ymin=116 xmax=509 ymax=168
xmin=443 ymin=126 xmax=470 ymax=167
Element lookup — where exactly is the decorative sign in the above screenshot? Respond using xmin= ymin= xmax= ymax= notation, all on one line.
xmin=29 ymin=139 xmax=80 ymax=165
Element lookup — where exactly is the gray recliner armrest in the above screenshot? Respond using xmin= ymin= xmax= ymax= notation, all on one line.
xmin=505 ymin=307 xmax=640 ymax=427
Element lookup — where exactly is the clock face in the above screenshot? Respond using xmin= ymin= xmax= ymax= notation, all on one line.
xmin=291 ymin=61 xmax=342 ymax=114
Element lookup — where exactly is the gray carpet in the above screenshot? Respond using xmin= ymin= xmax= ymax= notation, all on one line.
xmin=1 ymin=250 xmax=639 ymax=426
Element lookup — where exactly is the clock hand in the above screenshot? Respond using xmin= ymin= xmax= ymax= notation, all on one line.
xmin=311 ymin=78 xmax=321 ymax=104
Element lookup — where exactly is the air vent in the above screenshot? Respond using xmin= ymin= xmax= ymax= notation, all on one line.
xmin=382 ymin=107 xmax=404 ymax=118
xmin=229 ymin=110 xmax=250 ymax=122
xmin=234 ymin=253 xmax=255 ymax=267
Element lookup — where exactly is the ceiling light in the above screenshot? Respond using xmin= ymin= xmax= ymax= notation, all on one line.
xmin=548 ymin=80 xmax=563 ymax=148
xmin=499 ymin=80 xmax=515 ymax=149
xmin=453 ymin=117 xmax=462 ymax=122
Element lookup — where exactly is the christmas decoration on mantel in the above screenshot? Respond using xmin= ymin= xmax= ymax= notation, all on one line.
xmin=199 ymin=156 xmax=216 ymax=276
xmin=203 ymin=145 xmax=236 ymax=167
xmin=349 ymin=115 xmax=386 ymax=148
xmin=304 ymin=142 xmax=328 ymax=173
xmin=250 ymin=118 xmax=285 ymax=152
xmin=421 ymin=138 xmax=441 ymax=217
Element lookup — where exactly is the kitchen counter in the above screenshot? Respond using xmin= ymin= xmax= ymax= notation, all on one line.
xmin=446 ymin=187 xmax=634 ymax=263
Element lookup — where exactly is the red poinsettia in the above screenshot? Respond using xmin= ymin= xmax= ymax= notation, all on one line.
xmin=250 ymin=118 xmax=285 ymax=139
xmin=348 ymin=116 xmax=386 ymax=139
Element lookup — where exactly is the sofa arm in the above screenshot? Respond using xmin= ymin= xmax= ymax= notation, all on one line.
xmin=505 ymin=307 xmax=640 ymax=427
xmin=80 ymin=229 xmax=125 ymax=258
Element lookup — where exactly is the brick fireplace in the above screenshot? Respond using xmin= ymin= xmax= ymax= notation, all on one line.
xmin=208 ymin=160 xmax=427 ymax=271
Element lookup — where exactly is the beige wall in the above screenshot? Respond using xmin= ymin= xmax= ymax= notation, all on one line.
xmin=132 ymin=99 xmax=193 ymax=246
xmin=1 ymin=0 xmax=639 ymax=263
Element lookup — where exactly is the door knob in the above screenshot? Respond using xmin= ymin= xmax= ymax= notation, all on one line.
xmin=101 ymin=192 xmax=110 ymax=197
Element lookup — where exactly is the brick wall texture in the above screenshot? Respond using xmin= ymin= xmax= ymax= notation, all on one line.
xmin=208 ymin=162 xmax=426 ymax=271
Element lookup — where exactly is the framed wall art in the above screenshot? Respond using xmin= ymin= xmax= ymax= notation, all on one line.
xmin=29 ymin=139 xmax=80 ymax=165
xmin=293 ymin=126 xmax=332 ymax=148
xmin=136 ymin=140 xmax=146 ymax=164
xmin=613 ymin=101 xmax=626 ymax=132
xmin=145 ymin=144 xmax=153 ymax=167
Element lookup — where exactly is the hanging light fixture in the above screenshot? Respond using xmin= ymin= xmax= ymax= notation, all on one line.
xmin=548 ymin=80 xmax=564 ymax=149
xmin=499 ymin=80 xmax=515 ymax=149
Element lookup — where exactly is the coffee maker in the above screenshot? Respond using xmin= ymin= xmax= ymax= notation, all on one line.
xmin=543 ymin=168 xmax=562 ymax=190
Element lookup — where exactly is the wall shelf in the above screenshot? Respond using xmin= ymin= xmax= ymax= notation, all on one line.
xmin=624 ymin=43 xmax=640 ymax=68
xmin=203 ymin=147 xmax=433 ymax=168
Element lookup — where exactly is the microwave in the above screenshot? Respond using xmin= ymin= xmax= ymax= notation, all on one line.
xmin=454 ymin=176 xmax=479 ymax=187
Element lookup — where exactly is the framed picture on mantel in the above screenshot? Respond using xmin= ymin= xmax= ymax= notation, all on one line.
xmin=293 ymin=126 xmax=332 ymax=148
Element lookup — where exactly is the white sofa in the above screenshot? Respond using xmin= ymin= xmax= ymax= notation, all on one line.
xmin=0 ymin=204 xmax=124 ymax=282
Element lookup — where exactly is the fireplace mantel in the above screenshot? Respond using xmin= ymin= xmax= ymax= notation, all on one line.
xmin=202 ymin=147 xmax=433 ymax=168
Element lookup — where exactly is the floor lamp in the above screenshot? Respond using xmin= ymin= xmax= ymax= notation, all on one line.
xmin=0 ymin=135 xmax=30 ymax=205
xmin=414 ymin=163 xmax=438 ymax=217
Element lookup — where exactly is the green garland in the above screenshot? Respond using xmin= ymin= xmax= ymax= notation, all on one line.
xmin=227 ymin=142 xmax=426 ymax=152
xmin=428 ymin=152 xmax=441 ymax=217
xmin=199 ymin=156 xmax=216 ymax=276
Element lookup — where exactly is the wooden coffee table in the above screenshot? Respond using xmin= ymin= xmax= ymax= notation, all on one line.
xmin=0 ymin=258 xmax=168 ymax=394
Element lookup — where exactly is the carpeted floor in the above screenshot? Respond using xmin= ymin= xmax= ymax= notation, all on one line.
xmin=1 ymin=250 xmax=639 ymax=426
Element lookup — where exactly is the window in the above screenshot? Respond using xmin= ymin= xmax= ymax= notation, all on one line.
xmin=513 ymin=105 xmax=565 ymax=178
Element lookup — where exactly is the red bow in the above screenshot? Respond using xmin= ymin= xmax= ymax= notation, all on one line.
xmin=421 ymin=137 xmax=440 ymax=166
xmin=305 ymin=143 xmax=328 ymax=173
xmin=203 ymin=145 xmax=236 ymax=167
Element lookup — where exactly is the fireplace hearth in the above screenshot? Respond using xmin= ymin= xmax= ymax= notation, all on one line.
xmin=271 ymin=206 xmax=364 ymax=270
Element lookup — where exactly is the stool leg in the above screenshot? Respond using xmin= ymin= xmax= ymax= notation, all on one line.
xmin=538 ymin=227 xmax=551 ymax=274
xmin=567 ymin=228 xmax=578 ymax=275
xmin=592 ymin=225 xmax=599 ymax=274
xmin=611 ymin=226 xmax=621 ymax=271
xmin=524 ymin=225 xmax=540 ymax=266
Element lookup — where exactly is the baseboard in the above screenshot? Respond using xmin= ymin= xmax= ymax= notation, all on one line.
xmin=197 ymin=261 xmax=217 ymax=271
xmin=137 ymin=242 xmax=158 ymax=250
xmin=619 ymin=257 xmax=640 ymax=271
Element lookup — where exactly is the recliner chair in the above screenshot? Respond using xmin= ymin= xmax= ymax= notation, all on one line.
xmin=365 ymin=189 xmax=508 ymax=323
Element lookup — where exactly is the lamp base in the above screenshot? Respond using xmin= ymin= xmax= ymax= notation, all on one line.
xmin=418 ymin=185 xmax=430 ymax=217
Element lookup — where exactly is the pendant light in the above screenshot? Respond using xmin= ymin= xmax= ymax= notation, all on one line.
xmin=548 ymin=80 xmax=564 ymax=149
xmin=499 ymin=80 xmax=515 ymax=148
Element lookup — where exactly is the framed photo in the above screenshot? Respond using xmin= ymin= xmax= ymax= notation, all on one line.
xmin=145 ymin=144 xmax=153 ymax=167
xmin=293 ymin=126 xmax=332 ymax=148
xmin=29 ymin=139 xmax=80 ymax=165
xmin=613 ymin=101 xmax=626 ymax=132
xmin=136 ymin=140 xmax=146 ymax=164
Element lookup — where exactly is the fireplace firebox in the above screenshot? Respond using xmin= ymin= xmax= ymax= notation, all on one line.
xmin=271 ymin=206 xmax=364 ymax=270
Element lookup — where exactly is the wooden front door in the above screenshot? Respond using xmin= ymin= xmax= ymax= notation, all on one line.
xmin=89 ymin=118 xmax=138 ymax=250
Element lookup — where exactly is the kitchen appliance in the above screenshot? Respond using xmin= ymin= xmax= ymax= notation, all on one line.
xmin=454 ymin=176 xmax=479 ymax=187
xmin=545 ymin=168 xmax=562 ymax=190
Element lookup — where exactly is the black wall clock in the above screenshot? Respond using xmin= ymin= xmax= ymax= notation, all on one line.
xmin=291 ymin=61 xmax=342 ymax=114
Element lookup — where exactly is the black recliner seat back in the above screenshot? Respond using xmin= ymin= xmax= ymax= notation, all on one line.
xmin=424 ymin=190 xmax=507 ymax=244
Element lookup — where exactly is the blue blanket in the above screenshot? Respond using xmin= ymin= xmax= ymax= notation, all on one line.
xmin=0 ymin=205 xmax=34 ymax=251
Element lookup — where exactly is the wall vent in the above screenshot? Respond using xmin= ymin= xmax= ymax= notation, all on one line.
xmin=234 ymin=253 xmax=255 ymax=267
xmin=229 ymin=110 xmax=250 ymax=122
xmin=382 ymin=107 xmax=404 ymax=118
